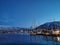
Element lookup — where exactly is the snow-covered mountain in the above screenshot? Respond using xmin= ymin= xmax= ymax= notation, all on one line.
xmin=35 ymin=21 xmax=60 ymax=30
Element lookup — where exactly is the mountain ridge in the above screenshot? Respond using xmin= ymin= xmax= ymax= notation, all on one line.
xmin=35 ymin=21 xmax=60 ymax=30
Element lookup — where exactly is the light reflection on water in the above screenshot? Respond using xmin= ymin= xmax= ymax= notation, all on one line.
xmin=0 ymin=33 xmax=60 ymax=45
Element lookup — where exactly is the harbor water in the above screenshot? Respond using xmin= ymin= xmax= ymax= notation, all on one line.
xmin=0 ymin=33 xmax=60 ymax=45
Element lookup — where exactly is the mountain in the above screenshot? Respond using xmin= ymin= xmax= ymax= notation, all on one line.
xmin=35 ymin=21 xmax=60 ymax=30
xmin=1 ymin=21 xmax=60 ymax=31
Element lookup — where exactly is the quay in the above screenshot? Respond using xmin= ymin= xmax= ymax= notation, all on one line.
xmin=0 ymin=29 xmax=60 ymax=37
xmin=29 ymin=29 xmax=60 ymax=37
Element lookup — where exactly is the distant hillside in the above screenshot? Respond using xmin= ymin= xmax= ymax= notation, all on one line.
xmin=35 ymin=21 xmax=60 ymax=30
xmin=1 ymin=21 xmax=60 ymax=31
xmin=0 ymin=25 xmax=31 ymax=31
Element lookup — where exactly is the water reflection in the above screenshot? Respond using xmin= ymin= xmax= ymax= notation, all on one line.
xmin=44 ymin=36 xmax=60 ymax=45
xmin=53 ymin=36 xmax=60 ymax=41
xmin=0 ymin=34 xmax=60 ymax=45
xmin=45 ymin=36 xmax=60 ymax=42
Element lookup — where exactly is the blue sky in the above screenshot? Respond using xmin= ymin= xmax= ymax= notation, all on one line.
xmin=0 ymin=0 xmax=60 ymax=28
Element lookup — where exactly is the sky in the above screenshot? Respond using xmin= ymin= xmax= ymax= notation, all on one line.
xmin=0 ymin=0 xmax=60 ymax=28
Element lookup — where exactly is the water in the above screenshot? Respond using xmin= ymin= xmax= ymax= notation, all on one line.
xmin=0 ymin=33 xmax=60 ymax=45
